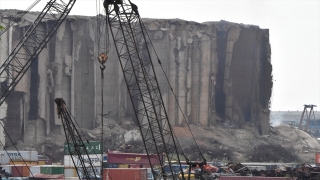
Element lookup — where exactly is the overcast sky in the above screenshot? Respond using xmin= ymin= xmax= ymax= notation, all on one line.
xmin=0 ymin=0 xmax=319 ymax=111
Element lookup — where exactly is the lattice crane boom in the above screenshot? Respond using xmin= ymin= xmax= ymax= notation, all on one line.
xmin=0 ymin=0 xmax=76 ymax=106
xmin=55 ymin=98 xmax=99 ymax=180
xmin=104 ymin=0 xmax=186 ymax=179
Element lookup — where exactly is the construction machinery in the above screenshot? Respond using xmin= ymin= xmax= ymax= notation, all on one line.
xmin=54 ymin=98 xmax=100 ymax=180
xmin=0 ymin=0 xmax=76 ymax=106
xmin=0 ymin=1 xmax=99 ymax=179
xmin=103 ymin=0 xmax=206 ymax=179
xmin=1 ymin=0 xmax=207 ymax=179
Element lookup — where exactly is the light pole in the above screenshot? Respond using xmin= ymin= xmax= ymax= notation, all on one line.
xmin=97 ymin=53 xmax=108 ymax=176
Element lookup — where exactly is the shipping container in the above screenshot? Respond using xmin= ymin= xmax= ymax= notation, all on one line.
xmin=1 ymin=165 xmax=13 ymax=174
xmin=219 ymin=177 xmax=294 ymax=180
xmin=38 ymin=161 xmax=46 ymax=165
xmin=40 ymin=166 xmax=52 ymax=175
xmin=64 ymin=167 xmax=77 ymax=177
xmin=29 ymin=166 xmax=41 ymax=176
xmin=103 ymin=168 xmax=147 ymax=180
xmin=52 ymin=166 xmax=64 ymax=174
xmin=105 ymin=164 xmax=118 ymax=168
xmin=0 ymin=153 xmax=10 ymax=165
xmin=142 ymin=164 xmax=150 ymax=168
xmin=107 ymin=152 xmax=161 ymax=165
xmin=40 ymin=165 xmax=64 ymax=175
xmin=11 ymin=165 xmax=31 ymax=177
xmin=118 ymin=164 xmax=129 ymax=168
xmin=9 ymin=161 xmax=37 ymax=165
xmin=129 ymin=164 xmax=141 ymax=168
xmin=29 ymin=174 xmax=64 ymax=179
xmin=64 ymin=141 xmax=102 ymax=155
xmin=162 ymin=164 xmax=188 ymax=174
xmin=146 ymin=168 xmax=153 ymax=180
xmin=77 ymin=166 xmax=101 ymax=179
xmin=64 ymin=155 xmax=102 ymax=167
xmin=38 ymin=160 xmax=52 ymax=165
xmin=316 ymin=153 xmax=320 ymax=164
xmin=0 ymin=151 xmax=38 ymax=162
xmin=102 ymin=162 xmax=108 ymax=168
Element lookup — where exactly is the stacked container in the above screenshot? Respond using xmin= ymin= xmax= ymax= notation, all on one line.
xmin=11 ymin=165 xmax=31 ymax=177
xmin=103 ymin=168 xmax=147 ymax=180
xmin=29 ymin=166 xmax=41 ymax=177
xmin=0 ymin=151 xmax=38 ymax=165
xmin=40 ymin=165 xmax=64 ymax=175
xmin=64 ymin=167 xmax=77 ymax=178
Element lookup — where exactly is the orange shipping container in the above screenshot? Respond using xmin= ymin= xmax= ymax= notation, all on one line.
xmin=12 ymin=165 xmax=31 ymax=177
xmin=103 ymin=168 xmax=147 ymax=180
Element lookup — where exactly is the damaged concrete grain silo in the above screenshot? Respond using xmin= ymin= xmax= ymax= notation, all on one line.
xmin=0 ymin=10 xmax=272 ymax=149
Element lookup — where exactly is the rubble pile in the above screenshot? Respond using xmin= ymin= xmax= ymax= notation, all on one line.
xmin=216 ymin=162 xmax=320 ymax=180
xmin=248 ymin=144 xmax=298 ymax=162
xmin=5 ymin=116 xmax=320 ymax=165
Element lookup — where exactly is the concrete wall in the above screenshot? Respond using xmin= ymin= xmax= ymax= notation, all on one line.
xmin=0 ymin=11 xmax=273 ymax=147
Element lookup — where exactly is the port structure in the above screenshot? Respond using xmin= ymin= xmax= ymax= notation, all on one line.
xmin=299 ymin=104 xmax=317 ymax=130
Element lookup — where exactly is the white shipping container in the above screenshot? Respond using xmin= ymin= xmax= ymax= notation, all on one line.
xmin=147 ymin=168 xmax=154 ymax=180
xmin=64 ymin=155 xmax=102 ymax=167
xmin=1 ymin=165 xmax=12 ymax=174
xmin=29 ymin=166 xmax=41 ymax=176
xmin=65 ymin=167 xmax=77 ymax=177
xmin=0 ymin=153 xmax=10 ymax=165
xmin=0 ymin=151 xmax=38 ymax=162
xmin=77 ymin=166 xmax=101 ymax=179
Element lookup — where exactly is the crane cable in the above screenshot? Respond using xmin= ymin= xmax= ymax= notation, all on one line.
xmin=59 ymin=99 xmax=102 ymax=165
xmin=0 ymin=0 xmax=42 ymax=37
xmin=140 ymin=20 xmax=205 ymax=160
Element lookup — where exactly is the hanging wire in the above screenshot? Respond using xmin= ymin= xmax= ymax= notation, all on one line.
xmin=96 ymin=0 xmax=110 ymax=54
xmin=140 ymin=19 xmax=205 ymax=160
xmin=0 ymin=122 xmax=36 ymax=179
xmin=0 ymin=0 xmax=42 ymax=37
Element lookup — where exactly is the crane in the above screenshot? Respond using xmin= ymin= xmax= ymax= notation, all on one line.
xmin=0 ymin=0 xmax=76 ymax=106
xmin=0 ymin=1 xmax=103 ymax=180
xmin=1 ymin=0 xmax=208 ymax=179
xmin=103 ymin=0 xmax=206 ymax=179
xmin=55 ymin=98 xmax=100 ymax=180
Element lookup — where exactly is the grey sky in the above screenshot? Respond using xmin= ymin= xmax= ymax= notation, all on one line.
xmin=1 ymin=0 xmax=319 ymax=111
